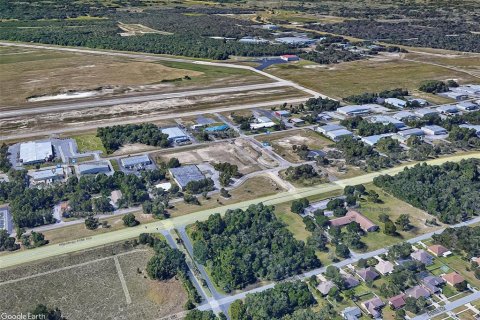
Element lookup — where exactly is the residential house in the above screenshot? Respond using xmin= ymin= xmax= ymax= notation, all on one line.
xmin=388 ymin=293 xmax=406 ymax=310
xmin=442 ymin=272 xmax=465 ymax=287
xmin=357 ymin=267 xmax=379 ymax=282
xmin=428 ymin=244 xmax=451 ymax=257
xmin=317 ymin=280 xmax=336 ymax=296
xmin=411 ymin=249 xmax=434 ymax=266
xmin=343 ymin=275 xmax=360 ymax=289
xmin=362 ymin=297 xmax=384 ymax=318
xmin=405 ymin=285 xmax=430 ymax=299
xmin=375 ymin=260 xmax=394 ymax=275
xmin=330 ymin=210 xmax=379 ymax=232
xmin=341 ymin=306 xmax=362 ymax=320
xmin=421 ymin=275 xmax=445 ymax=294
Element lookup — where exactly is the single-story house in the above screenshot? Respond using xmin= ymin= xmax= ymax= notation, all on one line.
xmin=343 ymin=275 xmax=360 ymax=289
xmin=317 ymin=280 xmax=336 ymax=295
xmin=405 ymin=285 xmax=430 ymax=299
xmin=411 ymin=249 xmax=434 ymax=266
xmin=362 ymin=297 xmax=384 ymax=318
xmin=388 ymin=293 xmax=406 ymax=309
xmin=421 ymin=125 xmax=448 ymax=136
xmin=375 ymin=260 xmax=394 ymax=275
xmin=110 ymin=190 xmax=122 ymax=208
xmin=427 ymin=244 xmax=451 ymax=257
xmin=357 ymin=267 xmax=380 ymax=282
xmin=330 ymin=210 xmax=379 ymax=232
xmin=290 ymin=118 xmax=305 ymax=126
xmin=341 ymin=306 xmax=362 ymax=320
xmin=422 ymin=275 xmax=445 ymax=293
xmin=442 ymin=272 xmax=465 ymax=287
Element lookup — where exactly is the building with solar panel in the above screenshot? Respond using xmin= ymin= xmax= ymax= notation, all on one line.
xmin=169 ymin=165 xmax=205 ymax=190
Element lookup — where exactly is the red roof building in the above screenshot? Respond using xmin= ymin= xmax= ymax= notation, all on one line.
xmin=330 ymin=210 xmax=379 ymax=232
xmin=388 ymin=293 xmax=406 ymax=309
xmin=428 ymin=244 xmax=450 ymax=257
xmin=442 ymin=272 xmax=465 ymax=286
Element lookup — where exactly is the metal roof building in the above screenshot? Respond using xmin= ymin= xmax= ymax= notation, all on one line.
xmin=29 ymin=168 xmax=65 ymax=182
xmin=275 ymin=36 xmax=316 ymax=45
xmin=361 ymin=133 xmax=393 ymax=146
xmin=78 ymin=162 xmax=111 ymax=175
xmin=384 ymin=98 xmax=407 ymax=108
xmin=19 ymin=141 xmax=53 ymax=165
xmin=369 ymin=115 xmax=406 ymax=129
xmin=316 ymin=124 xmax=346 ymax=134
xmin=161 ymin=127 xmax=188 ymax=141
xmin=326 ymin=129 xmax=353 ymax=141
xmin=0 ymin=205 xmax=13 ymax=234
xmin=169 ymin=165 xmax=205 ymax=190
xmin=121 ymin=154 xmax=151 ymax=168
xmin=336 ymin=105 xmax=372 ymax=116
xmin=414 ymin=108 xmax=439 ymax=118
xmin=398 ymin=128 xmax=425 ymax=138
xmin=421 ymin=125 xmax=448 ymax=135
xmin=393 ymin=111 xmax=417 ymax=120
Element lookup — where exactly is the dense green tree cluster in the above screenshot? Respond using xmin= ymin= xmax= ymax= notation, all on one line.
xmin=184 ymin=310 xmax=217 ymax=320
xmin=185 ymin=178 xmax=215 ymax=195
xmin=190 ymin=204 xmax=320 ymax=291
xmin=374 ymin=160 xmax=480 ymax=223
xmin=284 ymin=164 xmax=318 ymax=181
xmin=306 ymin=20 xmax=480 ymax=52
xmin=97 ymin=124 xmax=170 ymax=153
xmin=379 ymin=261 xmax=426 ymax=297
xmin=432 ymin=226 xmax=480 ymax=258
xmin=0 ymin=144 xmax=11 ymax=173
xmin=448 ymin=126 xmax=480 ymax=149
xmin=343 ymin=88 xmax=408 ymax=104
xmin=214 ymin=162 xmax=241 ymax=187
xmin=229 ymin=282 xmax=316 ymax=320
xmin=300 ymin=46 xmax=363 ymax=64
xmin=341 ymin=116 xmax=398 ymax=136
xmin=0 ymin=168 xmax=165 ymax=227
xmin=0 ymin=229 xmax=19 ymax=251
xmin=304 ymin=97 xmax=341 ymax=112
xmin=419 ymin=80 xmax=451 ymax=93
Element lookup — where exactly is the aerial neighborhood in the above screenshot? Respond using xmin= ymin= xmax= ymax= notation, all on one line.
xmin=0 ymin=0 xmax=480 ymax=320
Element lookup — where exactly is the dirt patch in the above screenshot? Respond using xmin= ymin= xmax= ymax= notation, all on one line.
xmin=0 ymin=243 xmax=187 ymax=320
xmin=155 ymin=140 xmax=268 ymax=174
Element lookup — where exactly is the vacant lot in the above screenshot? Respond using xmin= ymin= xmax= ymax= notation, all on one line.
xmin=0 ymin=243 xmax=186 ymax=320
xmin=155 ymin=139 xmax=273 ymax=174
xmin=72 ymin=133 xmax=107 ymax=154
xmin=359 ymin=184 xmax=444 ymax=249
xmin=268 ymin=55 xmax=480 ymax=103
xmin=256 ymin=129 xmax=333 ymax=163
xmin=0 ymin=46 xmax=268 ymax=108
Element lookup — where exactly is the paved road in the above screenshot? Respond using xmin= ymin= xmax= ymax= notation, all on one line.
xmin=1 ymin=152 xmax=479 ymax=269
xmin=0 ymin=82 xmax=293 ymax=119
xmin=200 ymin=214 xmax=480 ymax=312
xmin=412 ymin=291 xmax=480 ymax=320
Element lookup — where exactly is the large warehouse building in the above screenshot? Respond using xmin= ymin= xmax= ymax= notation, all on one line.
xmin=169 ymin=165 xmax=205 ymax=190
xmin=120 ymin=154 xmax=151 ymax=169
xmin=19 ymin=141 xmax=53 ymax=165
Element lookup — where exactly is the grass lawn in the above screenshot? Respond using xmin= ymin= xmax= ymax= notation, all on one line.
xmin=442 ymin=284 xmax=459 ymax=298
xmin=358 ymin=184 xmax=444 ymax=250
xmin=72 ymin=133 xmax=106 ymax=154
xmin=267 ymin=57 xmax=479 ymax=101
xmin=274 ymin=202 xmax=312 ymax=242
xmin=438 ymin=255 xmax=480 ymax=288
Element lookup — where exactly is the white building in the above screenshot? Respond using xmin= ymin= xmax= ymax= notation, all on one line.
xmin=326 ymin=129 xmax=353 ymax=141
xmin=29 ymin=168 xmax=65 ymax=183
xmin=421 ymin=125 xmax=448 ymax=136
xmin=384 ymin=98 xmax=407 ymax=108
xmin=316 ymin=124 xmax=346 ymax=134
xmin=436 ymin=105 xmax=459 ymax=114
xmin=415 ymin=108 xmax=438 ymax=118
xmin=161 ymin=127 xmax=189 ymax=143
xmin=19 ymin=141 xmax=53 ymax=165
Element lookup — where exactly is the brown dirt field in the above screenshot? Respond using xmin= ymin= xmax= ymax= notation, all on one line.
xmin=155 ymin=140 xmax=265 ymax=174
xmin=0 ymin=243 xmax=187 ymax=320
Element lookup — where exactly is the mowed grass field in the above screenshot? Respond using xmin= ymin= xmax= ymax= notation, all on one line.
xmin=268 ymin=56 xmax=480 ymax=103
xmin=0 ymin=46 xmax=268 ymax=108
xmin=72 ymin=133 xmax=107 ymax=154
xmin=0 ymin=243 xmax=187 ymax=320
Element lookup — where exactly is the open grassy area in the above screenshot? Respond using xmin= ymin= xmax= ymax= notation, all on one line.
xmin=256 ymin=128 xmax=334 ymax=163
xmin=0 ymin=243 xmax=187 ymax=319
xmin=274 ymin=202 xmax=312 ymax=242
xmin=267 ymin=56 xmax=479 ymax=102
xmin=72 ymin=133 xmax=106 ymax=154
xmin=0 ymin=46 xmax=269 ymax=108
xmin=358 ymin=184 xmax=444 ymax=250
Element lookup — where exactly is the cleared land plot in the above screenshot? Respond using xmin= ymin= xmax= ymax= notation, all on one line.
xmin=0 ymin=86 xmax=307 ymax=137
xmin=267 ymin=56 xmax=480 ymax=103
xmin=0 ymin=244 xmax=186 ymax=320
xmin=0 ymin=46 xmax=268 ymax=108
xmin=256 ymin=129 xmax=334 ymax=163
xmin=72 ymin=133 xmax=107 ymax=154
xmin=359 ymin=184 xmax=444 ymax=249
xmin=405 ymin=52 xmax=480 ymax=77
xmin=154 ymin=139 xmax=273 ymax=174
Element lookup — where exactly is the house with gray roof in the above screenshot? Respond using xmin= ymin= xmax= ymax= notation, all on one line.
xmin=421 ymin=275 xmax=445 ymax=293
xmin=411 ymin=249 xmax=434 ymax=266
xmin=341 ymin=306 xmax=362 ymax=320
xmin=405 ymin=285 xmax=430 ymax=299
xmin=362 ymin=297 xmax=384 ymax=318
xmin=317 ymin=280 xmax=336 ymax=295
xmin=357 ymin=267 xmax=379 ymax=282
